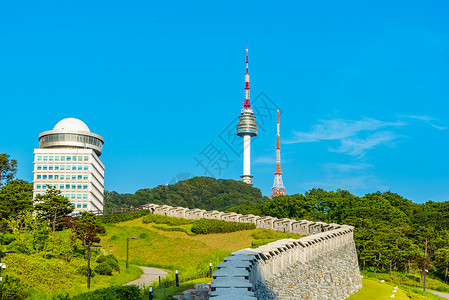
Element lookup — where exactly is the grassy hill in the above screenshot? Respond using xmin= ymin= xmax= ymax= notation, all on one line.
xmin=1 ymin=213 xmax=298 ymax=299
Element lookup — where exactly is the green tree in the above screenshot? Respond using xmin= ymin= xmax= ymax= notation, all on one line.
xmin=34 ymin=186 xmax=74 ymax=236
xmin=0 ymin=154 xmax=17 ymax=187
xmin=65 ymin=211 xmax=105 ymax=250
xmin=435 ymin=248 xmax=449 ymax=283
xmin=0 ymin=179 xmax=34 ymax=222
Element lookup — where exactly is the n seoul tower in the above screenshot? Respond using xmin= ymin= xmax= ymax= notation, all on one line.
xmin=236 ymin=43 xmax=258 ymax=185
xmin=270 ymin=110 xmax=286 ymax=198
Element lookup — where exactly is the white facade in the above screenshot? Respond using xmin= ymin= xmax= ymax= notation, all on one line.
xmin=33 ymin=118 xmax=105 ymax=214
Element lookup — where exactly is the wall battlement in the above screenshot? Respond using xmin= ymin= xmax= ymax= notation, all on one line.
xmin=135 ymin=203 xmax=362 ymax=299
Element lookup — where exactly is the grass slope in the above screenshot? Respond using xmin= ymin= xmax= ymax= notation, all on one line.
xmin=348 ymin=278 xmax=409 ymax=300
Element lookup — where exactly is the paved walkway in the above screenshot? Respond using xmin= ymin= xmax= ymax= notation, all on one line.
xmin=427 ymin=290 xmax=449 ymax=299
xmin=124 ymin=266 xmax=168 ymax=287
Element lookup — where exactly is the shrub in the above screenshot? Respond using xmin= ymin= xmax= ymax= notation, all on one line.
xmin=71 ymin=285 xmax=140 ymax=300
xmin=105 ymin=254 xmax=118 ymax=263
xmin=94 ymin=262 xmax=113 ymax=276
xmin=7 ymin=240 xmax=32 ymax=255
xmin=0 ymin=275 xmax=29 ymax=300
xmin=98 ymin=210 xmax=151 ymax=224
xmin=0 ymin=233 xmax=16 ymax=245
xmin=106 ymin=258 xmax=120 ymax=272
xmin=142 ymin=213 xmax=194 ymax=226
xmin=76 ymin=265 xmax=95 ymax=278
xmin=191 ymin=219 xmax=255 ymax=234
xmin=96 ymin=255 xmax=107 ymax=264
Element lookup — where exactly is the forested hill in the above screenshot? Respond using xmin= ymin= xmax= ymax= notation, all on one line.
xmin=104 ymin=177 xmax=269 ymax=211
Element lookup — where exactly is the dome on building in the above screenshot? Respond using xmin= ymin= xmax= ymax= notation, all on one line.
xmin=53 ymin=118 xmax=90 ymax=132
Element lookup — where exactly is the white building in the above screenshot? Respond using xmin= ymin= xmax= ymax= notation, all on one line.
xmin=33 ymin=118 xmax=105 ymax=214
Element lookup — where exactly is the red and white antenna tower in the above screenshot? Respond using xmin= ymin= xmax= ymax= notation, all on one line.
xmin=270 ymin=110 xmax=286 ymax=198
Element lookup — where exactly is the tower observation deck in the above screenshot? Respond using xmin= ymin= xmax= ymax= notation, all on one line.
xmin=236 ymin=44 xmax=258 ymax=185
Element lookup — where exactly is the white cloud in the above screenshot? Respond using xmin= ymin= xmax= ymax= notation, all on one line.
xmin=401 ymin=115 xmax=447 ymax=130
xmin=323 ymin=162 xmax=373 ymax=172
xmin=253 ymin=156 xmax=276 ymax=164
xmin=286 ymin=117 xmax=406 ymax=157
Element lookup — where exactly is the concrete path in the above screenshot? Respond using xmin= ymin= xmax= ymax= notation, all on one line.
xmin=124 ymin=266 xmax=168 ymax=287
xmin=427 ymin=290 xmax=449 ymax=299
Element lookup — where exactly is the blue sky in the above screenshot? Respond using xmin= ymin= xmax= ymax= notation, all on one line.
xmin=1 ymin=1 xmax=448 ymax=203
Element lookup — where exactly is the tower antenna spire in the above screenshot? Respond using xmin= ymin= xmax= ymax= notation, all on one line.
xmin=237 ymin=43 xmax=258 ymax=185
xmin=243 ymin=41 xmax=251 ymax=109
xmin=270 ymin=110 xmax=286 ymax=198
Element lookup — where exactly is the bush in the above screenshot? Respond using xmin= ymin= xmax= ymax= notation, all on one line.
xmin=71 ymin=285 xmax=140 ymax=300
xmin=98 ymin=210 xmax=151 ymax=224
xmin=142 ymin=213 xmax=194 ymax=226
xmin=95 ymin=255 xmax=107 ymax=264
xmin=0 ymin=275 xmax=29 ymax=300
xmin=105 ymin=254 xmax=118 ymax=263
xmin=94 ymin=262 xmax=113 ymax=276
xmin=106 ymin=258 xmax=120 ymax=272
xmin=0 ymin=233 xmax=15 ymax=245
xmin=7 ymin=240 xmax=32 ymax=255
xmin=76 ymin=265 xmax=95 ymax=278
xmin=191 ymin=219 xmax=255 ymax=234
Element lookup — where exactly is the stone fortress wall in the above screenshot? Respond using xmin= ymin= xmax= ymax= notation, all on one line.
xmin=141 ymin=203 xmax=362 ymax=299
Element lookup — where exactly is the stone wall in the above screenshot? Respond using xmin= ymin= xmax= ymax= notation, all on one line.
xmin=139 ymin=203 xmax=362 ymax=299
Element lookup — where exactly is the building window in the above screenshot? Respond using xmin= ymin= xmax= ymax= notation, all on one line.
xmin=55 ymin=156 xmax=59 ymax=161
xmin=67 ymin=156 xmax=71 ymax=161
xmin=37 ymin=175 xmax=41 ymax=179
xmin=77 ymin=175 xmax=82 ymax=180
xmin=83 ymin=175 xmax=88 ymax=180
xmin=43 ymin=156 xmax=48 ymax=161
xmin=71 ymin=194 xmax=76 ymax=199
xmin=72 ymin=175 xmax=76 ymax=180
xmin=61 ymin=165 xmax=65 ymax=170
xmin=49 ymin=166 xmax=53 ymax=170
xmin=55 ymin=165 xmax=59 ymax=170
xmin=77 ymin=204 xmax=81 ymax=208
xmin=43 ymin=175 xmax=47 ymax=179
xmin=78 ymin=165 xmax=82 ymax=170
xmin=43 ymin=185 xmax=47 ymax=189
xmin=60 ymin=184 xmax=64 ymax=189
xmin=60 ymin=175 xmax=64 ymax=180
xmin=82 ymin=203 xmax=87 ymax=208
xmin=77 ymin=185 xmax=82 ymax=189
xmin=66 ymin=184 xmax=70 ymax=189
xmin=49 ymin=175 xmax=53 ymax=179
xmin=54 ymin=175 xmax=59 ymax=180
xmin=71 ymin=185 xmax=76 ymax=189
xmin=84 ymin=156 xmax=88 ymax=161
xmin=78 ymin=156 xmax=82 ymax=161
xmin=72 ymin=166 xmax=76 ymax=170
xmin=83 ymin=194 xmax=87 ymax=199
xmin=84 ymin=165 xmax=88 ymax=170
xmin=77 ymin=194 xmax=81 ymax=199
xmin=43 ymin=166 xmax=47 ymax=170
xmin=37 ymin=184 xmax=41 ymax=189
xmin=61 ymin=156 xmax=65 ymax=161
xmin=65 ymin=193 xmax=69 ymax=198
xmin=37 ymin=166 xmax=42 ymax=170
xmin=83 ymin=185 xmax=88 ymax=189
xmin=49 ymin=156 xmax=53 ymax=161
xmin=37 ymin=156 xmax=42 ymax=161
xmin=72 ymin=156 xmax=77 ymax=161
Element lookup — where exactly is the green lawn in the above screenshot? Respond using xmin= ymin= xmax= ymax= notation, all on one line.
xmin=348 ymin=278 xmax=409 ymax=300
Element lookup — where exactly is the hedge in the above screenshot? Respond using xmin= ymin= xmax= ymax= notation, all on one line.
xmin=191 ymin=219 xmax=255 ymax=234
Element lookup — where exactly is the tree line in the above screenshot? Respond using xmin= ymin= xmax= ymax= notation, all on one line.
xmin=228 ymin=189 xmax=449 ymax=282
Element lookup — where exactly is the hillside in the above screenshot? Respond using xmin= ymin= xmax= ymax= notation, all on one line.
xmin=104 ymin=176 xmax=269 ymax=211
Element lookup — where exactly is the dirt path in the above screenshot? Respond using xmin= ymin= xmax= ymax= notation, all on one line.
xmin=124 ymin=266 xmax=168 ymax=287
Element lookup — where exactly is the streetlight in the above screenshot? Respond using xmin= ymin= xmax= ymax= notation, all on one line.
xmin=127 ymin=237 xmax=138 ymax=269
xmin=0 ymin=251 xmax=15 ymax=280
xmin=87 ymin=244 xmax=101 ymax=289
